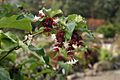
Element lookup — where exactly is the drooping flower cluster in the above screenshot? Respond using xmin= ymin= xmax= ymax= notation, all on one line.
xmin=32 ymin=9 xmax=90 ymax=65
xmin=52 ymin=30 xmax=84 ymax=60
xmin=53 ymin=30 xmax=65 ymax=52
xmin=33 ymin=10 xmax=58 ymax=32
xmin=42 ymin=17 xmax=58 ymax=32
xmin=56 ymin=30 xmax=65 ymax=43
xmin=69 ymin=30 xmax=83 ymax=47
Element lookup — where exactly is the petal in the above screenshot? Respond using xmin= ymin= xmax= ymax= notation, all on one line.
xmin=33 ymin=15 xmax=40 ymax=22
xmin=39 ymin=10 xmax=45 ymax=16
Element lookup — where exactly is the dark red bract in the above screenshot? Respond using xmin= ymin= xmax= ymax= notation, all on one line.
xmin=54 ymin=43 xmax=63 ymax=48
xmin=77 ymin=41 xmax=83 ymax=47
xmin=69 ymin=30 xmax=83 ymax=47
xmin=42 ymin=18 xmax=54 ymax=28
xmin=52 ymin=21 xmax=57 ymax=26
xmin=67 ymin=51 xmax=75 ymax=55
xmin=56 ymin=30 xmax=65 ymax=43
xmin=44 ymin=27 xmax=51 ymax=32
xmin=53 ymin=47 xmax=59 ymax=52
xmin=66 ymin=46 xmax=74 ymax=51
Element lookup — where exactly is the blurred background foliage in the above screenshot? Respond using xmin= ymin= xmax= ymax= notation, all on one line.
xmin=1 ymin=0 xmax=120 ymax=38
xmin=0 ymin=0 xmax=120 ymax=63
xmin=0 ymin=0 xmax=120 ymax=79
xmin=0 ymin=0 xmax=120 ymax=58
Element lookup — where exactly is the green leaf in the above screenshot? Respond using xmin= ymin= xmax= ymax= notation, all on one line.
xmin=28 ymin=45 xmax=50 ymax=64
xmin=75 ymin=15 xmax=84 ymax=23
xmin=18 ymin=40 xmax=29 ymax=51
xmin=28 ymin=45 xmax=45 ymax=56
xmin=24 ymin=13 xmax=34 ymax=20
xmin=0 ymin=67 xmax=11 ymax=80
xmin=67 ymin=14 xmax=76 ymax=21
xmin=0 ymin=31 xmax=18 ymax=43
xmin=58 ymin=62 xmax=72 ymax=74
xmin=67 ymin=22 xmax=76 ymax=34
xmin=0 ymin=15 xmax=32 ymax=31
xmin=49 ymin=9 xmax=63 ymax=17
xmin=36 ymin=69 xmax=54 ymax=76
xmin=43 ymin=55 xmax=49 ymax=64
xmin=16 ymin=14 xmax=25 ymax=20
xmin=60 ymin=48 xmax=67 ymax=58
xmin=67 ymin=14 xmax=83 ymax=23
xmin=0 ymin=49 xmax=8 ymax=53
xmin=76 ymin=23 xmax=94 ymax=39
xmin=39 ymin=27 xmax=44 ymax=32
xmin=0 ymin=31 xmax=18 ymax=50
xmin=43 ymin=8 xmax=63 ymax=17
xmin=5 ymin=32 xmax=18 ymax=43
xmin=20 ymin=58 xmax=37 ymax=66
xmin=12 ymin=70 xmax=24 ymax=80
xmin=65 ymin=32 xmax=71 ymax=40
xmin=65 ymin=22 xmax=76 ymax=40
xmin=77 ymin=23 xmax=88 ymax=31
xmin=1 ymin=38 xmax=17 ymax=50
xmin=6 ymin=51 xmax=17 ymax=62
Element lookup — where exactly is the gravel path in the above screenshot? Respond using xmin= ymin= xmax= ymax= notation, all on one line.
xmin=67 ymin=70 xmax=120 ymax=80
xmin=79 ymin=70 xmax=120 ymax=80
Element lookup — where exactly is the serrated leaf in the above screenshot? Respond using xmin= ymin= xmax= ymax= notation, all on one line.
xmin=0 ymin=15 xmax=32 ymax=31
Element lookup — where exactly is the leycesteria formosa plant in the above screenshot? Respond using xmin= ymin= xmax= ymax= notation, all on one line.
xmin=32 ymin=8 xmax=90 ymax=64
xmin=0 ymin=8 xmax=93 ymax=80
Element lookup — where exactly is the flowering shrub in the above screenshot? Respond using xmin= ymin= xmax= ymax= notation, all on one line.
xmin=0 ymin=8 xmax=93 ymax=80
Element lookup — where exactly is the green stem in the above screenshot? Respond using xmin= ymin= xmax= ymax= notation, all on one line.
xmin=32 ymin=31 xmax=43 ymax=37
xmin=0 ymin=46 xmax=19 ymax=62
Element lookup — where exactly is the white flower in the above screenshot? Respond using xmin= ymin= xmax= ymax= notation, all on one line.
xmin=62 ymin=69 xmax=65 ymax=74
xmin=72 ymin=44 xmax=77 ymax=49
xmin=33 ymin=15 xmax=40 ymax=22
xmin=75 ymin=15 xmax=83 ymax=22
xmin=53 ymin=18 xmax=59 ymax=22
xmin=63 ymin=42 xmax=68 ymax=48
xmin=51 ymin=34 xmax=56 ymax=40
xmin=66 ymin=58 xmax=78 ymax=65
xmin=39 ymin=10 xmax=45 ymax=17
